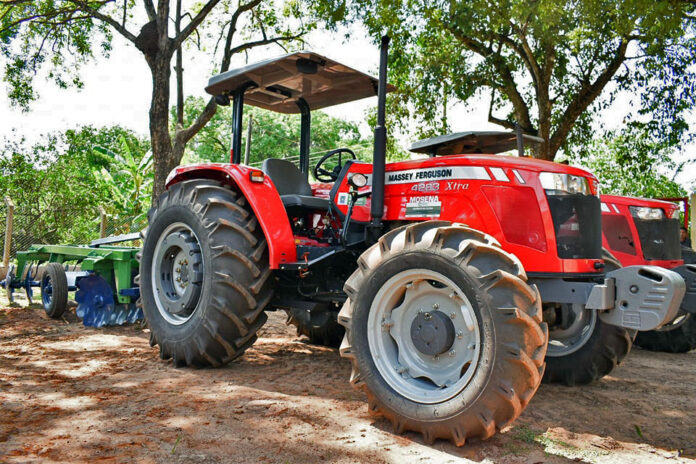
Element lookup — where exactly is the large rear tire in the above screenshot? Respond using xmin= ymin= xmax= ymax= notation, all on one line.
xmin=542 ymin=249 xmax=632 ymax=386
xmin=138 ymin=179 xmax=273 ymax=367
xmin=339 ymin=222 xmax=547 ymax=445
xmin=634 ymin=313 xmax=696 ymax=353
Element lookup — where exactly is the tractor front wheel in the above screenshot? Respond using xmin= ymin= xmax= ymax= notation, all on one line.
xmin=634 ymin=313 xmax=696 ymax=353
xmin=138 ymin=179 xmax=272 ymax=367
xmin=339 ymin=222 xmax=547 ymax=445
xmin=542 ymin=249 xmax=632 ymax=386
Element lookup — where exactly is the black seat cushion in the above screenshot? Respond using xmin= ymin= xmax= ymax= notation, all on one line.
xmin=262 ymin=158 xmax=313 ymax=196
xmin=281 ymin=195 xmax=330 ymax=210
xmin=262 ymin=158 xmax=328 ymax=211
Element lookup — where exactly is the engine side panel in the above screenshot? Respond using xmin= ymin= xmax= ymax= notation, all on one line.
xmin=333 ymin=156 xmax=603 ymax=274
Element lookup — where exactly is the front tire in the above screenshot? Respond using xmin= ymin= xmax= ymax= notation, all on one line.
xmin=542 ymin=249 xmax=632 ymax=386
xmin=634 ymin=313 xmax=696 ymax=353
xmin=339 ymin=222 xmax=547 ymax=445
xmin=286 ymin=308 xmax=344 ymax=347
xmin=139 ymin=179 xmax=273 ymax=367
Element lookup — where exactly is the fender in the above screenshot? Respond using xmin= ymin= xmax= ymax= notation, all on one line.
xmin=165 ymin=163 xmax=297 ymax=268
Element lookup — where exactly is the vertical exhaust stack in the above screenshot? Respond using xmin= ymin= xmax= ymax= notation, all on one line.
xmin=370 ymin=35 xmax=390 ymax=228
xmin=516 ymin=123 xmax=524 ymax=157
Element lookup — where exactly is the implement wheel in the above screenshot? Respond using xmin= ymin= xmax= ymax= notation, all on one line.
xmin=138 ymin=179 xmax=273 ymax=367
xmin=41 ymin=263 xmax=68 ymax=318
xmin=338 ymin=222 xmax=547 ymax=445
xmin=543 ymin=249 xmax=632 ymax=386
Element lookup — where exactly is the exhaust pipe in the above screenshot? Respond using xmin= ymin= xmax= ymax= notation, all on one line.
xmin=370 ymin=35 xmax=390 ymax=228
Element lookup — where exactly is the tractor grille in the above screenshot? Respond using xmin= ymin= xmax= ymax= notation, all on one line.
xmin=547 ymin=194 xmax=602 ymax=259
xmin=633 ymin=217 xmax=681 ymax=260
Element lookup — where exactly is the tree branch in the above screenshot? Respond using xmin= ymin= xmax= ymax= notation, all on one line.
xmin=173 ymin=0 xmax=223 ymax=49
xmin=550 ymin=39 xmax=630 ymax=155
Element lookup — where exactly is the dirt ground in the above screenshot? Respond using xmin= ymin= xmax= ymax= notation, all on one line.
xmin=1 ymin=300 xmax=695 ymax=464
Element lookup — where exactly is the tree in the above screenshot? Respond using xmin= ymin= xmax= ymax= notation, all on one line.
xmin=331 ymin=0 xmax=696 ymax=160
xmin=565 ymin=124 xmax=689 ymax=198
xmin=1 ymin=0 xmax=315 ymax=198
xmin=0 ymin=126 xmax=145 ymax=248
xmin=175 ymin=96 xmax=373 ymax=165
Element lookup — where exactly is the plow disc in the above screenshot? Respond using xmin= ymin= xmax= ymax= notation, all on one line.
xmin=76 ymin=274 xmax=143 ymax=328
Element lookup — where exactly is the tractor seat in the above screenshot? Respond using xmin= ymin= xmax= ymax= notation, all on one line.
xmin=262 ymin=158 xmax=330 ymax=212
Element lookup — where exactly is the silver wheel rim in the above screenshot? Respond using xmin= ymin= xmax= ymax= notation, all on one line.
xmin=151 ymin=222 xmax=203 ymax=325
xmin=367 ymin=269 xmax=481 ymax=404
xmin=547 ymin=304 xmax=596 ymax=357
xmin=656 ymin=311 xmax=690 ymax=331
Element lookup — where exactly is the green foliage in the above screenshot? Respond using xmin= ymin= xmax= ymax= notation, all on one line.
xmin=565 ymin=125 xmax=688 ymax=198
xmin=328 ymin=0 xmax=696 ymax=160
xmin=92 ymin=136 xmax=154 ymax=234
xmin=0 ymin=126 xmax=149 ymax=249
xmin=176 ymin=96 xmax=375 ymax=165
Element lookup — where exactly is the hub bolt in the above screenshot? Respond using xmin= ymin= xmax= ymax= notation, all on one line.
xmin=450 ymin=312 xmax=456 ymax=319
xmin=424 ymin=312 xmax=432 ymax=320
xmin=432 ymin=303 xmax=439 ymax=310
xmin=448 ymin=350 xmax=456 ymax=357
xmin=457 ymin=330 xmax=464 ymax=339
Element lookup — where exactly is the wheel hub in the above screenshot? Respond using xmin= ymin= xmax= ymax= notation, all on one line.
xmin=368 ymin=270 xmax=482 ymax=404
xmin=410 ymin=310 xmax=456 ymax=356
xmin=547 ymin=303 xmax=596 ymax=357
xmin=152 ymin=223 xmax=203 ymax=324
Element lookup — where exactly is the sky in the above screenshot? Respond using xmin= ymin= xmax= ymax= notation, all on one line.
xmin=0 ymin=20 xmax=692 ymax=190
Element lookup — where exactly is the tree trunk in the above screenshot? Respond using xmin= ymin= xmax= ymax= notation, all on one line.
xmin=149 ymin=52 xmax=177 ymax=201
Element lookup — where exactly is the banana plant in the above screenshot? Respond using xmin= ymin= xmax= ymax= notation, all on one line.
xmin=92 ymin=135 xmax=153 ymax=234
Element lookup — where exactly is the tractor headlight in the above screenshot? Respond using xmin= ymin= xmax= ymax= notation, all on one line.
xmin=629 ymin=206 xmax=664 ymax=220
xmin=539 ymin=172 xmax=591 ymax=195
xmin=348 ymin=172 xmax=368 ymax=189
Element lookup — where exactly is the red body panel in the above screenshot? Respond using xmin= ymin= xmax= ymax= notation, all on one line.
xmin=600 ymin=194 xmax=683 ymax=269
xmin=332 ymin=155 xmax=602 ymax=274
xmin=166 ymin=164 xmax=297 ymax=268
xmin=166 ymin=155 xmax=604 ymax=274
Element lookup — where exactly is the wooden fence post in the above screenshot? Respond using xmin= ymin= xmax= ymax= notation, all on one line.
xmin=3 ymin=197 xmax=14 ymax=268
xmin=99 ymin=206 xmax=107 ymax=239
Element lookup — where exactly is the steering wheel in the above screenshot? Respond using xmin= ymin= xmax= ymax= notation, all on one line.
xmin=313 ymin=148 xmax=357 ymax=182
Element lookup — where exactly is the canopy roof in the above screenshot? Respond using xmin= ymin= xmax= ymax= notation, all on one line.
xmin=410 ymin=131 xmax=545 ymax=156
xmin=205 ymin=51 xmax=395 ymax=114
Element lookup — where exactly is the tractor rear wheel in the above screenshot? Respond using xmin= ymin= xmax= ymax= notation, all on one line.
xmin=138 ymin=179 xmax=273 ymax=367
xmin=339 ymin=222 xmax=547 ymax=445
xmin=41 ymin=263 xmax=68 ymax=318
xmin=542 ymin=249 xmax=632 ymax=386
xmin=634 ymin=313 xmax=696 ymax=353
xmin=286 ymin=308 xmax=344 ymax=347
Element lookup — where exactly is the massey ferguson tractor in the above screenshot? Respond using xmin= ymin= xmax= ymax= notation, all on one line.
xmin=138 ymin=38 xmax=685 ymax=445
xmin=601 ymin=194 xmax=696 ymax=352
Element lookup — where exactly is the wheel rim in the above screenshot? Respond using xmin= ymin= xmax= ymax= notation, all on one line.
xmin=546 ymin=303 xmax=596 ymax=357
xmin=367 ymin=269 xmax=481 ymax=404
xmin=41 ymin=274 xmax=53 ymax=308
xmin=151 ymin=222 xmax=204 ymax=325
xmin=655 ymin=311 xmax=690 ymax=332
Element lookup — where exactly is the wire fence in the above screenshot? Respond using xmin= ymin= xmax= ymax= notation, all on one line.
xmin=1 ymin=199 xmax=145 ymax=265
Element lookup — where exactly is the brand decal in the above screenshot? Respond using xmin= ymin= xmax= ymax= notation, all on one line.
xmin=411 ymin=182 xmax=440 ymax=193
xmin=367 ymin=166 xmax=490 ymax=186
xmin=445 ymin=181 xmax=469 ymax=191
xmin=405 ymin=195 xmax=442 ymax=218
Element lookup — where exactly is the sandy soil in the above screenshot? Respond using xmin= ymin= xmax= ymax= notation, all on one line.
xmin=1 ymin=300 xmax=694 ymax=464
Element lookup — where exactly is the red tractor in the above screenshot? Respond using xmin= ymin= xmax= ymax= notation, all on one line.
xmin=138 ymin=38 xmax=684 ymax=445
xmin=601 ymin=194 xmax=696 ymax=352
